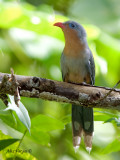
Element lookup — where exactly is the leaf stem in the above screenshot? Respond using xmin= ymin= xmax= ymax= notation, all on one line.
xmin=13 ymin=129 xmax=27 ymax=160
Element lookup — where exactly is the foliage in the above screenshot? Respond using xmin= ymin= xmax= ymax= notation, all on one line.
xmin=0 ymin=0 xmax=120 ymax=160
xmin=4 ymin=95 xmax=31 ymax=133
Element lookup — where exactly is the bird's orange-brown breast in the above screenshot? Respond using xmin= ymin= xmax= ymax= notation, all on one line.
xmin=63 ymin=24 xmax=85 ymax=58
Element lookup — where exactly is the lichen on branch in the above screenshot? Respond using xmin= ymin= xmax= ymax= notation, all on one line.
xmin=0 ymin=72 xmax=120 ymax=110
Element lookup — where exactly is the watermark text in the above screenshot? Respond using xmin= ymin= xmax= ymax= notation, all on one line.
xmin=6 ymin=148 xmax=32 ymax=154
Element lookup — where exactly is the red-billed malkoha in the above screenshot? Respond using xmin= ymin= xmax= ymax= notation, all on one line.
xmin=54 ymin=21 xmax=95 ymax=153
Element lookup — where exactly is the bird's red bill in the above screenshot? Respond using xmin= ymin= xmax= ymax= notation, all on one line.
xmin=54 ymin=22 xmax=65 ymax=28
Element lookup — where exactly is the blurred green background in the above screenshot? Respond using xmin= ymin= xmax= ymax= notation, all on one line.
xmin=0 ymin=0 xmax=120 ymax=160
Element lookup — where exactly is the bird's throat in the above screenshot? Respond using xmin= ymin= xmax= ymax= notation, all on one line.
xmin=64 ymin=40 xmax=85 ymax=57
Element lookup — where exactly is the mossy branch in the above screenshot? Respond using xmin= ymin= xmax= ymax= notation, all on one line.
xmin=0 ymin=72 xmax=120 ymax=110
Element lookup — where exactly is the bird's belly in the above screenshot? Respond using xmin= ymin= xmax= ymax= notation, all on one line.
xmin=64 ymin=57 xmax=90 ymax=83
xmin=67 ymin=73 xmax=84 ymax=83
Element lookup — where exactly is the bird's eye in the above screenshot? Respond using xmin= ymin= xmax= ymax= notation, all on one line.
xmin=69 ymin=23 xmax=76 ymax=29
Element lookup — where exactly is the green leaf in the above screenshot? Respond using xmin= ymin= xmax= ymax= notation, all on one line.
xmin=0 ymin=113 xmax=15 ymax=129
xmin=0 ymin=138 xmax=19 ymax=151
xmin=104 ymin=117 xmax=120 ymax=127
xmin=61 ymin=114 xmax=71 ymax=125
xmin=102 ymin=138 xmax=120 ymax=154
xmin=104 ymin=118 xmax=115 ymax=123
xmin=27 ymin=129 xmax=50 ymax=146
xmin=114 ymin=117 xmax=120 ymax=127
xmin=31 ymin=114 xmax=65 ymax=132
xmin=4 ymin=96 xmax=31 ymax=133
xmin=94 ymin=110 xmax=118 ymax=122
xmin=0 ymin=129 xmax=36 ymax=159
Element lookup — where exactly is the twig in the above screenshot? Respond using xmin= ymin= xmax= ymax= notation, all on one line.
xmin=99 ymin=80 xmax=120 ymax=101
xmin=10 ymin=69 xmax=20 ymax=107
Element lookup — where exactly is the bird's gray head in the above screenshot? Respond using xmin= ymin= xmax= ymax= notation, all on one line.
xmin=63 ymin=21 xmax=87 ymax=38
xmin=54 ymin=20 xmax=87 ymax=39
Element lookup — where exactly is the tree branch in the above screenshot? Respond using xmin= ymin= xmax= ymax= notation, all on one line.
xmin=0 ymin=72 xmax=120 ymax=110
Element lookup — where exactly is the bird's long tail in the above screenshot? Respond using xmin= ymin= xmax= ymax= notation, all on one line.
xmin=72 ymin=105 xmax=94 ymax=152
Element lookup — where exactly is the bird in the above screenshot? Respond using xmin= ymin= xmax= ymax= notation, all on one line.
xmin=54 ymin=20 xmax=95 ymax=153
